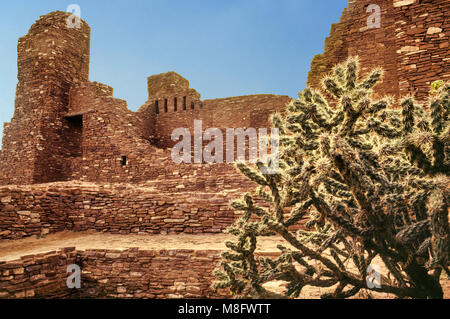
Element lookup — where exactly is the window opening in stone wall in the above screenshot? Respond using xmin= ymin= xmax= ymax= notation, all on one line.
xmin=66 ymin=115 xmax=83 ymax=157
xmin=200 ymin=102 xmax=203 ymax=108
xmin=183 ymin=96 xmax=187 ymax=110
xmin=164 ymin=99 xmax=168 ymax=112
xmin=121 ymin=156 xmax=127 ymax=166
xmin=155 ymin=100 xmax=159 ymax=114
xmin=174 ymin=97 xmax=177 ymax=112
xmin=191 ymin=102 xmax=195 ymax=110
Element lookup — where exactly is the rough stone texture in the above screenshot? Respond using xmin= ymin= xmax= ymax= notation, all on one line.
xmin=0 ymin=248 xmax=77 ymax=299
xmin=0 ymin=245 xmax=280 ymax=299
xmin=1 ymin=238 xmax=447 ymax=299
xmin=0 ymin=6 xmax=447 ymax=187
xmin=0 ymin=11 xmax=90 ymax=185
xmin=142 ymin=91 xmax=291 ymax=149
xmin=0 ymin=182 xmax=305 ymax=240
xmin=0 ymin=3 xmax=448 ymax=299
xmin=0 ymin=182 xmax=242 ymax=239
xmin=0 ymin=12 xmax=291 ymax=186
xmin=308 ymin=0 xmax=449 ymax=102
xmin=0 ymin=11 xmax=297 ymax=243
xmin=75 ymin=248 xmax=225 ymax=299
xmin=0 ymin=247 xmax=224 ymax=299
xmin=3 ymin=3 xmax=446 ymax=185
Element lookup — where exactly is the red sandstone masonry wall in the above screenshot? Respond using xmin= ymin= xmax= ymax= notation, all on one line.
xmin=0 ymin=185 xmax=68 ymax=239
xmin=64 ymin=79 xmax=286 ymax=190
xmin=65 ymin=81 xmax=265 ymax=185
xmin=67 ymin=81 xmax=174 ymax=183
xmin=0 ymin=11 xmax=90 ymax=185
xmin=0 ymin=182 xmax=244 ymax=240
xmin=150 ymin=94 xmax=292 ymax=149
xmin=308 ymin=0 xmax=400 ymax=99
xmin=0 ymin=247 xmax=280 ymax=299
xmin=139 ymin=71 xmax=292 ymax=149
xmin=139 ymin=72 xmax=203 ymax=147
xmin=2 ymin=5 xmax=447 ymax=186
xmin=0 ymin=12 xmax=292 ymax=186
xmin=0 ymin=181 xmax=305 ymax=240
xmin=142 ymin=163 xmax=255 ymax=193
xmin=0 ymin=247 xmax=225 ymax=299
xmin=393 ymin=0 xmax=450 ymax=100
xmin=0 ymin=248 xmax=77 ymax=298
xmin=307 ymin=0 xmax=449 ymax=102
xmin=74 ymin=248 xmax=225 ymax=299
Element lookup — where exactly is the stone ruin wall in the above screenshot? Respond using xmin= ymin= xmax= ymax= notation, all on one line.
xmin=0 ymin=246 xmax=280 ymax=299
xmin=308 ymin=0 xmax=449 ymax=102
xmin=0 ymin=12 xmax=297 ymax=244
xmin=0 ymin=247 xmax=226 ymax=299
xmin=0 ymin=181 xmax=304 ymax=241
xmin=0 ymin=11 xmax=291 ymax=188
xmin=0 ymin=12 xmax=91 ymax=185
xmin=0 ymin=4 xmax=448 ymax=200
xmin=65 ymin=81 xmax=166 ymax=183
xmin=0 ymin=248 xmax=77 ymax=298
xmin=0 ymin=2 xmax=448 ymax=299
xmin=0 ymin=182 xmax=244 ymax=240
xmin=145 ymin=93 xmax=291 ymax=150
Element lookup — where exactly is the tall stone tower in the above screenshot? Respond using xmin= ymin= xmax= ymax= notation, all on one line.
xmin=0 ymin=11 xmax=90 ymax=184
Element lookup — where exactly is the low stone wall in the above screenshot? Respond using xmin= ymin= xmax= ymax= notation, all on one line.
xmin=0 ymin=181 xmax=306 ymax=241
xmin=0 ymin=248 xmax=77 ymax=298
xmin=0 ymin=247 xmax=230 ymax=299
xmin=0 ymin=182 xmax=241 ymax=240
xmin=76 ymin=248 xmax=225 ymax=299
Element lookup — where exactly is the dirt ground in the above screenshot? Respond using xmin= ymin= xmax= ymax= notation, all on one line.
xmin=0 ymin=231 xmax=448 ymax=299
xmin=0 ymin=231 xmax=288 ymax=262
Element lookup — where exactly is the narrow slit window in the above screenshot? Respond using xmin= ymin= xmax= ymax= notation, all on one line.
xmin=174 ymin=97 xmax=177 ymax=111
xmin=164 ymin=99 xmax=168 ymax=112
xmin=200 ymin=102 xmax=203 ymax=108
xmin=191 ymin=102 xmax=195 ymax=109
xmin=183 ymin=96 xmax=187 ymax=110
xmin=121 ymin=156 xmax=127 ymax=166
xmin=155 ymin=100 xmax=159 ymax=114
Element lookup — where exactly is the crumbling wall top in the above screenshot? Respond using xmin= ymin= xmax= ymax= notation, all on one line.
xmin=17 ymin=10 xmax=90 ymax=84
xmin=147 ymin=71 xmax=201 ymax=100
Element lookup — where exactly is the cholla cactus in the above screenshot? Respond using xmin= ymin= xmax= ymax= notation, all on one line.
xmin=213 ymin=57 xmax=449 ymax=299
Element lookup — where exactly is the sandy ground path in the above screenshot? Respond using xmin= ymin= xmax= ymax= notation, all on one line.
xmin=0 ymin=231 xmax=287 ymax=262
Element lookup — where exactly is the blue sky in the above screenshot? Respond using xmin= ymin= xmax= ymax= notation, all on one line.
xmin=0 ymin=0 xmax=347 ymax=144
